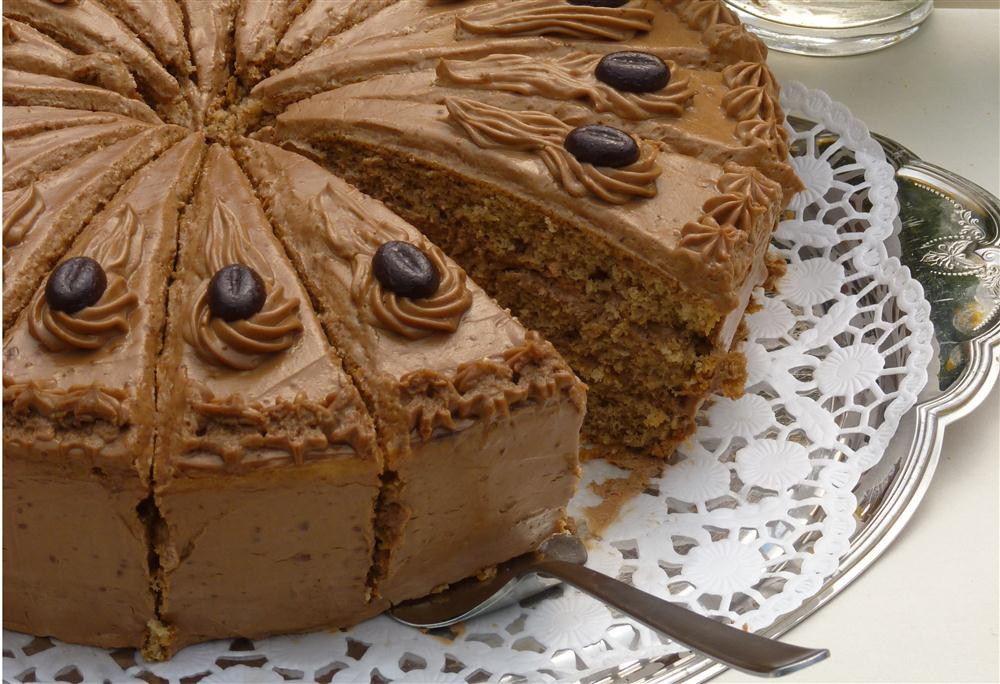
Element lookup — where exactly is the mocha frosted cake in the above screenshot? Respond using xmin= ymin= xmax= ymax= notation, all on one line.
xmin=3 ymin=0 xmax=795 ymax=658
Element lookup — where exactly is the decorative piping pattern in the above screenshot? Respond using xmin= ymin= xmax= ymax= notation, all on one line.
xmin=311 ymin=185 xmax=473 ymax=339
xmin=28 ymin=205 xmax=141 ymax=352
xmin=437 ymin=52 xmax=695 ymax=120
xmin=456 ymin=0 xmax=655 ymax=41
xmin=679 ymin=164 xmax=780 ymax=270
xmin=3 ymin=182 xmax=45 ymax=256
xmin=184 ymin=201 xmax=302 ymax=370
xmin=445 ymin=96 xmax=661 ymax=204
xmin=3 ymin=377 xmax=129 ymax=426
xmin=399 ymin=331 xmax=585 ymax=440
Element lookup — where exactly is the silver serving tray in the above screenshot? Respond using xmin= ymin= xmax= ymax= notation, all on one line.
xmin=581 ymin=125 xmax=1000 ymax=684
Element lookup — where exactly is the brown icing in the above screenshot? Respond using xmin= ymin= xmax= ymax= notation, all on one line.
xmin=456 ymin=0 xmax=655 ymax=41
xmin=2 ymin=182 xmax=45 ymax=252
xmin=27 ymin=205 xmax=140 ymax=352
xmin=183 ymin=201 xmax=303 ymax=370
xmin=2 ymin=16 xmax=140 ymax=98
xmin=3 ymin=118 xmax=149 ymax=191
xmin=2 ymin=68 xmax=162 ymax=123
xmin=3 ymin=377 xmax=128 ymax=425
xmin=311 ymin=185 xmax=473 ymax=339
xmin=3 ymin=0 xmax=181 ymax=103
xmin=445 ymin=96 xmax=661 ymax=204
xmin=676 ymin=0 xmax=739 ymax=31
xmin=436 ymin=51 xmax=696 ymax=119
xmin=679 ymin=162 xmax=780 ymax=273
xmin=98 ymin=0 xmax=191 ymax=76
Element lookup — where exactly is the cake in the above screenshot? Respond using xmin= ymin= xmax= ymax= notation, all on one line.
xmin=3 ymin=0 xmax=795 ymax=659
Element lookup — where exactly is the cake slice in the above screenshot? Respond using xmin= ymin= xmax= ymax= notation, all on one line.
xmin=151 ymin=145 xmax=382 ymax=657
xmin=99 ymin=0 xmax=192 ymax=77
xmin=3 ymin=124 xmax=186 ymax=328
xmin=266 ymin=70 xmax=782 ymax=455
xmin=272 ymin=0 xmax=397 ymax=69
xmin=235 ymin=137 xmax=585 ymax=604
xmin=2 ymin=134 xmax=204 ymax=649
xmin=3 ymin=69 xmax=162 ymax=123
xmin=2 ymin=105 xmax=143 ymax=137
xmin=234 ymin=0 xmax=310 ymax=87
xmin=3 ymin=117 xmax=150 ymax=191
xmin=2 ymin=16 xmax=140 ymax=99
xmin=3 ymin=0 xmax=182 ymax=109
xmin=179 ymin=0 xmax=238 ymax=127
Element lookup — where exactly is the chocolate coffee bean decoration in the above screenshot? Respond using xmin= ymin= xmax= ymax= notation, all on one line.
xmin=45 ymin=256 xmax=107 ymax=314
xmin=373 ymin=241 xmax=440 ymax=299
xmin=596 ymin=51 xmax=671 ymax=93
xmin=567 ymin=0 xmax=629 ymax=6
xmin=564 ymin=125 xmax=641 ymax=168
xmin=208 ymin=264 xmax=267 ymax=321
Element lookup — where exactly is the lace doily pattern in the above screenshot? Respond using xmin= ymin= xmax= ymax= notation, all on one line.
xmin=3 ymin=83 xmax=933 ymax=684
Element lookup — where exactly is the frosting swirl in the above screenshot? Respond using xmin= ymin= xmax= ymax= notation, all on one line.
xmin=445 ymin=96 xmax=661 ymax=204
xmin=676 ymin=0 xmax=738 ymax=31
xmin=701 ymin=192 xmax=761 ymax=233
xmin=678 ymin=215 xmax=743 ymax=263
xmin=736 ymin=117 xmax=790 ymax=158
xmin=28 ymin=205 xmax=141 ymax=352
xmin=3 ymin=182 xmax=45 ymax=255
xmin=437 ymin=52 xmax=696 ymax=120
xmin=311 ymin=185 xmax=473 ymax=339
xmin=723 ymin=82 xmax=780 ymax=121
xmin=716 ymin=162 xmax=781 ymax=209
xmin=354 ymin=242 xmax=473 ymax=340
xmin=456 ymin=0 xmax=654 ymax=41
xmin=183 ymin=202 xmax=302 ymax=370
xmin=723 ymin=60 xmax=779 ymax=94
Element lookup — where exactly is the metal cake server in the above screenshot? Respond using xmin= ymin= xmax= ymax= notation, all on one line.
xmin=391 ymin=535 xmax=829 ymax=678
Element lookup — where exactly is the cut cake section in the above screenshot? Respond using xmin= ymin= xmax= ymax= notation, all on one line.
xmin=3 ymin=117 xmax=151 ymax=191
xmin=267 ymin=75 xmax=782 ymax=455
xmin=3 ymin=124 xmax=186 ymax=328
xmin=235 ymin=137 xmax=585 ymax=604
xmin=2 ymin=134 xmax=205 ymax=649
xmin=151 ymin=144 xmax=382 ymax=657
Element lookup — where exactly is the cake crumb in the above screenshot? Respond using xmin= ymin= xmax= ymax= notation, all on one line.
xmin=579 ymin=446 xmax=664 ymax=537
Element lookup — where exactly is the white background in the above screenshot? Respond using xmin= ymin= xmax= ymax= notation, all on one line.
xmin=723 ymin=7 xmax=1000 ymax=683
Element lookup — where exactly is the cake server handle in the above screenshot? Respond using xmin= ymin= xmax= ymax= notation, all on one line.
xmin=535 ymin=558 xmax=829 ymax=678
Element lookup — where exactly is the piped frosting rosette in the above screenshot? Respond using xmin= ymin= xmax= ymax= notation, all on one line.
xmin=311 ymin=185 xmax=474 ymax=340
xmin=183 ymin=202 xmax=302 ymax=370
xmin=353 ymin=241 xmax=473 ymax=340
xmin=28 ymin=205 xmax=140 ymax=352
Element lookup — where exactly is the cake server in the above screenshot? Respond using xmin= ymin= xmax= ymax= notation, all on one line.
xmin=390 ymin=534 xmax=829 ymax=678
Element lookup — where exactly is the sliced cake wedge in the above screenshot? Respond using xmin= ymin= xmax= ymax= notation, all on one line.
xmin=235 ymin=137 xmax=585 ymax=604
xmin=2 ymin=134 xmax=205 ymax=649
xmin=151 ymin=144 xmax=383 ymax=658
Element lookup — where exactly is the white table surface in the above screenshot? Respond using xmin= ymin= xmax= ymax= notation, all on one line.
xmin=721 ymin=8 xmax=1000 ymax=683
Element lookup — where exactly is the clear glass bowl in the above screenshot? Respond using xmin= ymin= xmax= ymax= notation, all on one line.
xmin=723 ymin=1 xmax=934 ymax=56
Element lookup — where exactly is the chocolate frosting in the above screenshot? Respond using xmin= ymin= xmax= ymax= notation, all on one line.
xmin=3 ymin=134 xmax=204 ymax=420
xmin=311 ymin=185 xmax=473 ymax=339
xmin=445 ymin=96 xmax=661 ymax=204
xmin=183 ymin=201 xmax=303 ymax=370
xmin=3 ymin=68 xmax=163 ymax=123
xmin=2 ymin=181 xmax=45 ymax=253
xmin=456 ymin=0 xmax=655 ymax=41
xmin=27 ymin=205 xmax=140 ymax=352
xmin=3 ymin=118 xmax=149 ymax=191
xmin=4 ymin=0 xmax=181 ymax=103
xmin=436 ymin=51 xmax=696 ymax=119
xmin=2 ymin=16 xmax=140 ymax=98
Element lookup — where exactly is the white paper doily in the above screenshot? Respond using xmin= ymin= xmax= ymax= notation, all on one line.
xmin=2 ymin=83 xmax=934 ymax=684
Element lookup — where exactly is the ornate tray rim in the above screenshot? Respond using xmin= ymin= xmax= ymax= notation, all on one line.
xmin=592 ymin=88 xmax=1000 ymax=684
